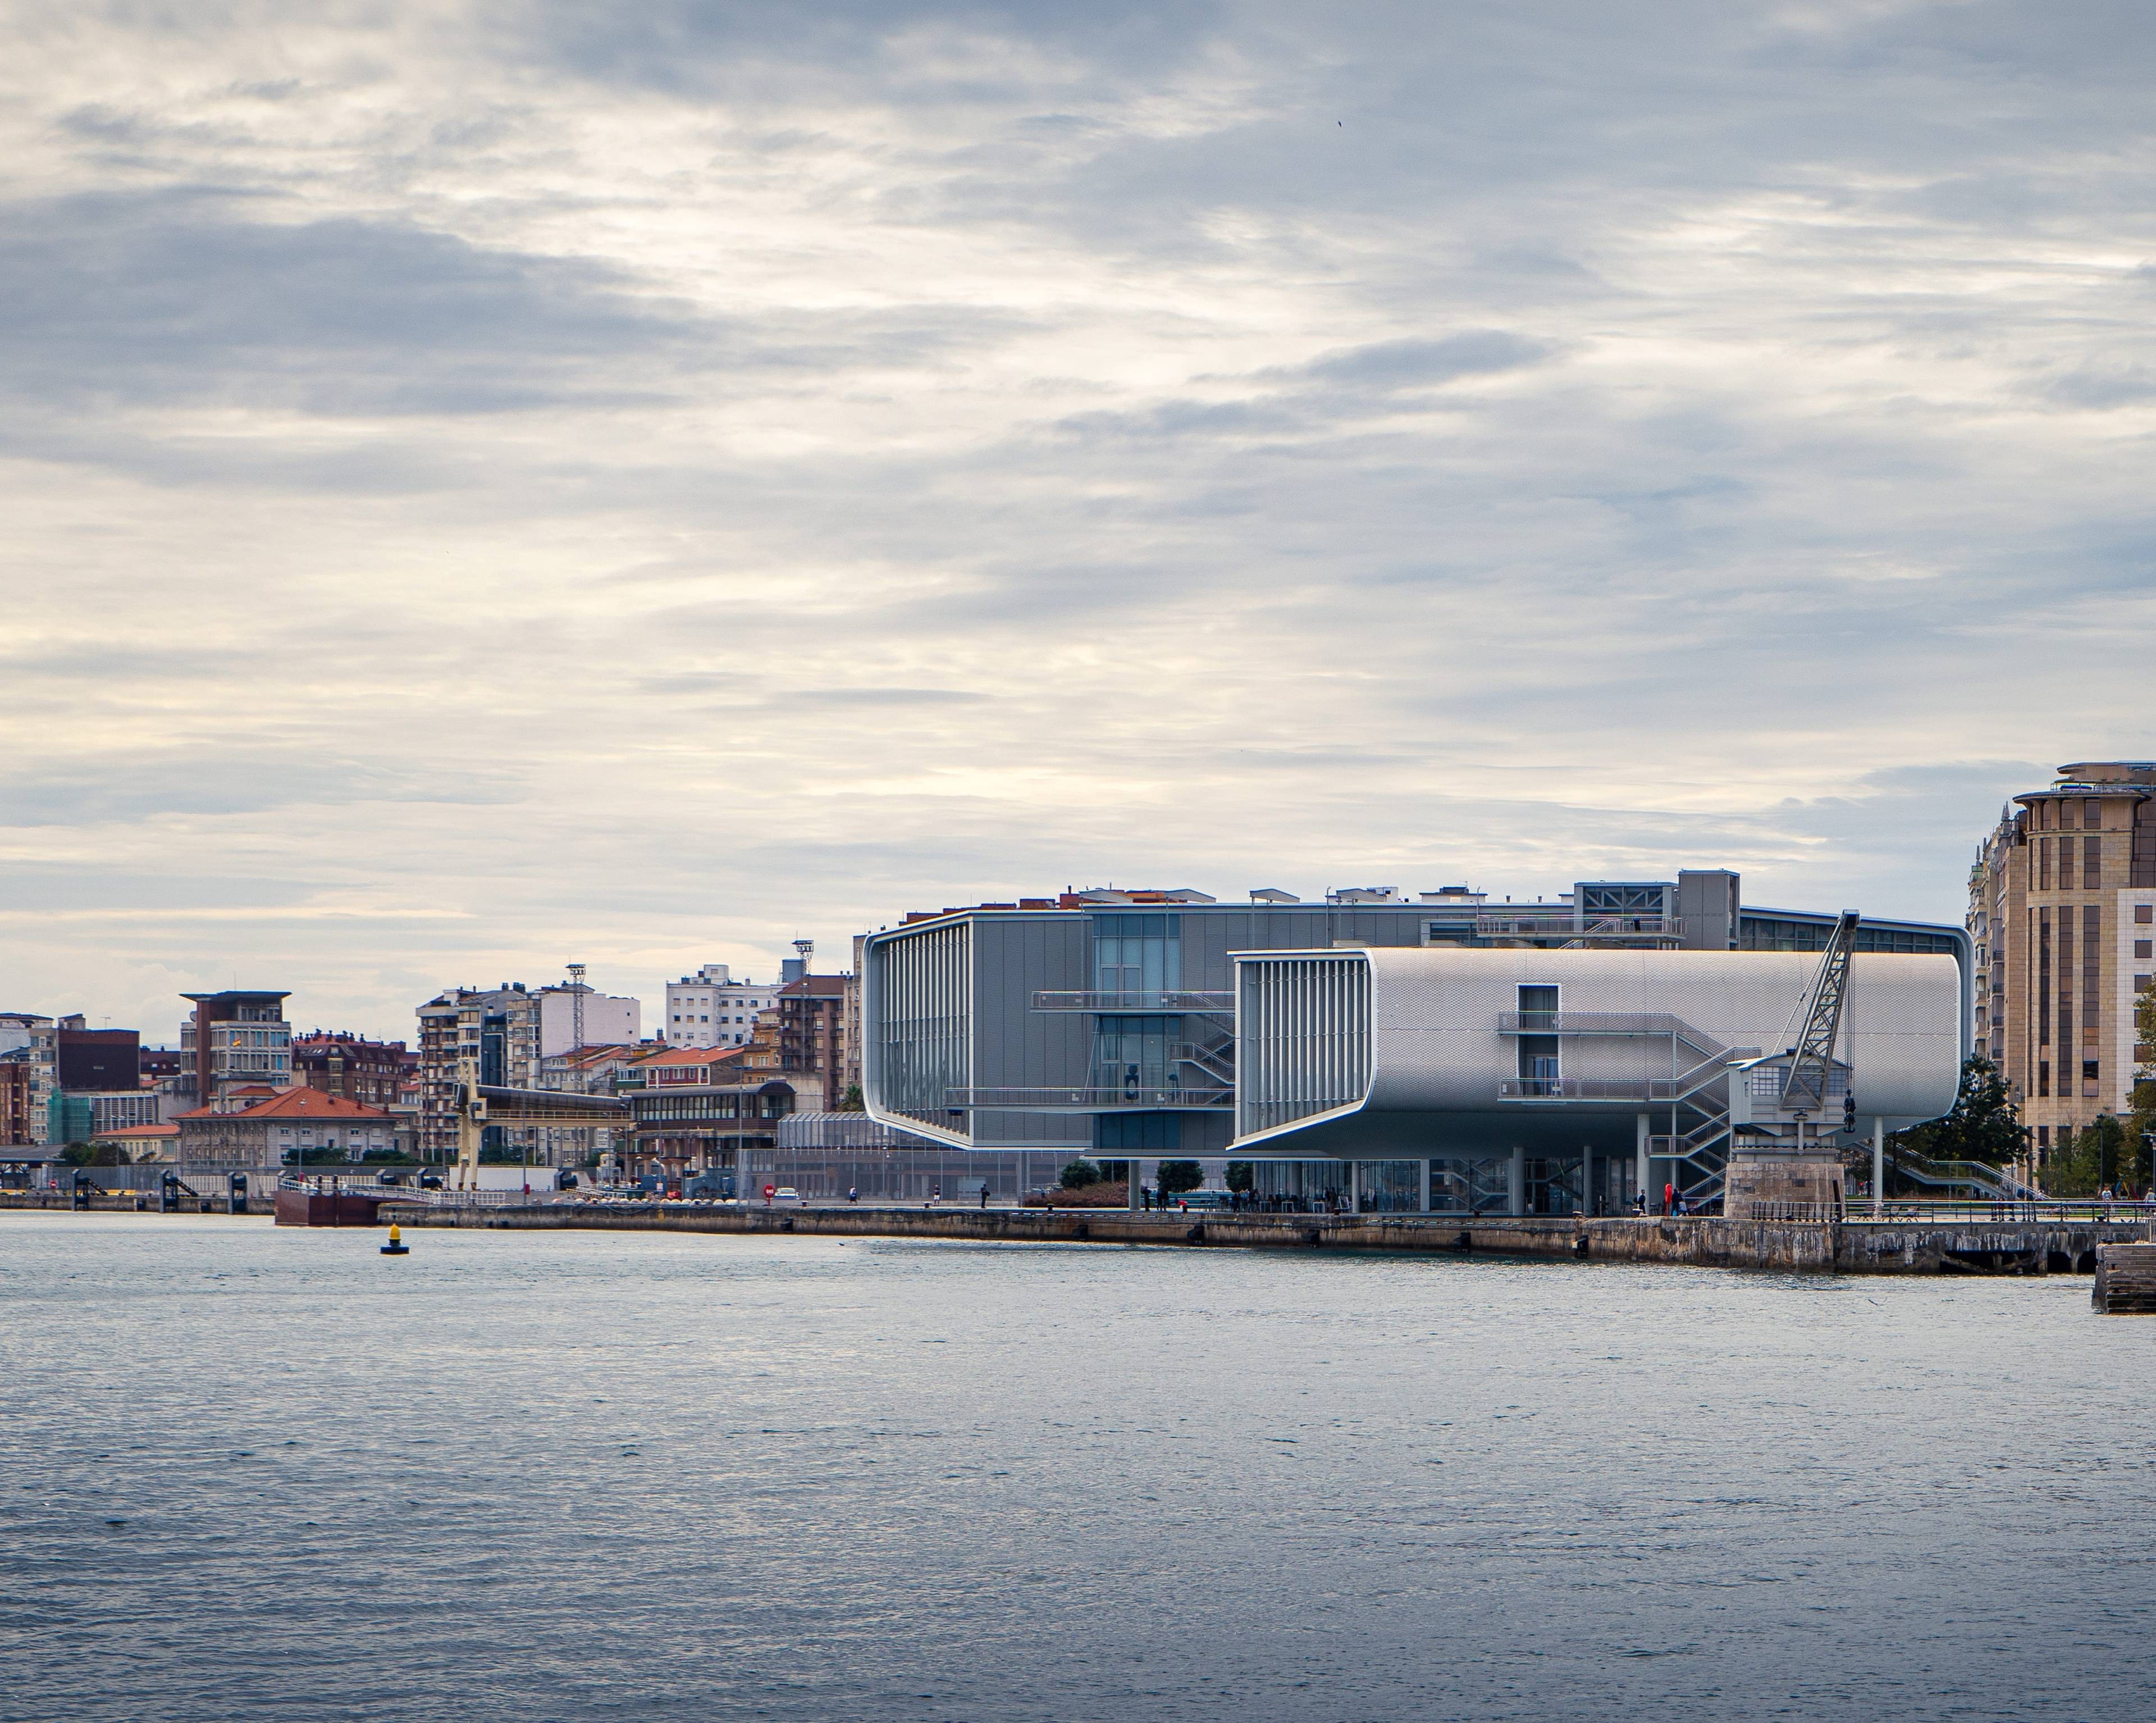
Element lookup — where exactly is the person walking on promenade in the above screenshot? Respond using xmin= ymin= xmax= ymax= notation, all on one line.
xmin=1664 ymin=1180 xmax=1675 ymax=1216
xmin=979 ymin=1179 xmax=990 ymax=1210
xmin=847 ymin=1186 xmax=858 ymax=1204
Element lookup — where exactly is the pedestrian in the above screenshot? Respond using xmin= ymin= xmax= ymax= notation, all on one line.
xmin=847 ymin=1185 xmax=858 ymax=1204
xmin=979 ymin=1179 xmax=989 ymax=1210
xmin=1664 ymin=1180 xmax=1675 ymax=1216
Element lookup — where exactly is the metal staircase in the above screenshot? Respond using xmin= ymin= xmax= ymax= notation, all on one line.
xmin=1177 ymin=1032 xmax=1236 ymax=1087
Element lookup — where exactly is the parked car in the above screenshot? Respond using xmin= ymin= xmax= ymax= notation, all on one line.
xmin=773 ymin=1186 xmax=802 ymax=1204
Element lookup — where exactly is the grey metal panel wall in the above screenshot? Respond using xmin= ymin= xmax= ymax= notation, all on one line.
xmin=969 ymin=915 xmax=1091 ymax=1148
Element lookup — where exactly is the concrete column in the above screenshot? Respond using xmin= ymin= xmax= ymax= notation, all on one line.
xmin=1872 ymin=1117 xmax=1885 ymax=1217
xmin=1635 ymin=1113 xmax=1650 ymax=1210
xmin=1419 ymin=1156 xmax=1431 ymax=1214
xmin=1350 ymin=1160 xmax=1361 ymax=1214
xmin=1127 ymin=1157 xmax=1140 ymax=1211
xmin=1582 ymin=1144 xmax=1595 ymax=1216
xmin=1508 ymin=1147 xmax=1524 ymax=1217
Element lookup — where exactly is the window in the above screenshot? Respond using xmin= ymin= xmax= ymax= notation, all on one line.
xmin=2085 ymin=798 xmax=2104 ymax=829
xmin=2038 ymin=1125 xmax=2050 ymax=1151
xmin=2038 ymin=1061 xmax=2050 ymax=1097
xmin=2137 ymin=941 xmax=2152 ymax=960
xmin=2085 ymin=835 xmax=2103 ymax=889
xmin=1518 ymin=984 xmax=1559 ymax=1031
xmin=2139 ymin=905 xmax=2153 ymax=925
xmin=2083 ymin=1060 xmax=2100 ymax=1084
xmin=2039 ymin=840 xmax=2052 ymax=891
xmin=1093 ymin=914 xmax=1181 ymax=1002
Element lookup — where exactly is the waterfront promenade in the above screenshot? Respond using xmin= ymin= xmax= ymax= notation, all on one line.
xmin=379 ymin=1196 xmax=2150 ymax=1278
xmin=8 ymin=1187 xmax=2146 ymax=1277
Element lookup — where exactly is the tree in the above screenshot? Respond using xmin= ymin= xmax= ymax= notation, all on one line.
xmin=2047 ymin=1115 xmax=2130 ymax=1198
xmin=1891 ymin=1056 xmax=2023 ymax=1167
xmin=1223 ymin=1161 xmax=1255 ymax=1195
xmin=60 ymin=1141 xmax=129 ymax=1168
xmin=1059 ymin=1158 xmax=1102 ymax=1189
xmin=2130 ymin=986 xmax=2156 ymax=1195
xmin=1157 ymin=1159 xmax=1204 ymax=1197
xmin=839 ymin=1083 xmax=865 ymax=1113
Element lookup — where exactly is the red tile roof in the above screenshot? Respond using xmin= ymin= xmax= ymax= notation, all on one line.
xmin=632 ymin=1045 xmax=750 ymax=1069
xmin=176 ymin=1087 xmax=394 ymax=1123
xmin=99 ymin=1122 xmax=179 ymax=1139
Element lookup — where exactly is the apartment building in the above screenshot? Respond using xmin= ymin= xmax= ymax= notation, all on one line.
xmin=414 ymin=984 xmax=540 ymax=1160
xmin=180 ymin=991 xmax=292 ymax=1105
xmin=535 ymin=982 xmax=640 ymax=1059
xmin=1968 ymin=761 xmax=2156 ymax=1168
xmin=0 ymin=1013 xmax=55 ymax=1146
xmin=663 ymin=964 xmax=780 ymax=1049
xmin=293 ymin=1032 xmax=417 ymax=1110
xmin=0 ymin=1056 xmax=38 ymax=1147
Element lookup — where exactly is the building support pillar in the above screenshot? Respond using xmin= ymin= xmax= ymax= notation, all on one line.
xmin=1634 ymin=1113 xmax=1650 ymax=1211
xmin=1872 ymin=1116 xmax=1885 ymax=1217
xmin=1419 ymin=1156 xmax=1431 ymax=1215
xmin=1509 ymin=1146 xmax=1524 ymax=1218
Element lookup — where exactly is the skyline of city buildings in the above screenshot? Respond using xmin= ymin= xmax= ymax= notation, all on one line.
xmin=8 ymin=787 xmax=2154 ymax=1190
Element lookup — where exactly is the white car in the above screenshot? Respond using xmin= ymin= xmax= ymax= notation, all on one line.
xmin=773 ymin=1186 xmax=802 ymax=1204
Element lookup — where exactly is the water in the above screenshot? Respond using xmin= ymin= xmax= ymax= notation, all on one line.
xmin=2 ymin=1213 xmax=2151 ymax=1721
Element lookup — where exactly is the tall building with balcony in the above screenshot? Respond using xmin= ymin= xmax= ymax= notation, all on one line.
xmin=414 ymin=984 xmax=540 ymax=1161
xmin=663 ymin=965 xmax=780 ymax=1049
xmin=179 ymin=991 xmax=291 ymax=1106
xmin=861 ymin=876 xmax=1967 ymax=1202
xmin=1967 ymin=761 xmax=2156 ymax=1170
xmin=0 ymin=1012 xmax=56 ymax=1146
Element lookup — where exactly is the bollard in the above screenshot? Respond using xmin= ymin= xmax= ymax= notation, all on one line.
xmin=381 ymin=1222 xmax=409 ymax=1257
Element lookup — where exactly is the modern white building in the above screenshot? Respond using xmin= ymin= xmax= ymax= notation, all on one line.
xmin=1229 ymin=945 xmax=1964 ymax=1213
xmin=535 ymin=983 xmax=640 ymax=1060
xmin=665 ymin=964 xmax=781 ymax=1050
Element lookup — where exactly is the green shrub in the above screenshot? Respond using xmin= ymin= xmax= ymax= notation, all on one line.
xmin=1059 ymin=1159 xmax=1102 ymax=1189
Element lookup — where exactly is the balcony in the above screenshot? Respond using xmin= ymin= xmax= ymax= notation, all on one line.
xmin=945 ymin=1084 xmax=1232 ymax=1112
xmin=1498 ymin=1011 xmax=1694 ymax=1036
xmin=1499 ymin=1077 xmax=1661 ymax=1102
xmin=1030 ymin=991 xmax=1234 ymax=1013
xmin=1476 ymin=914 xmax=1684 ymax=943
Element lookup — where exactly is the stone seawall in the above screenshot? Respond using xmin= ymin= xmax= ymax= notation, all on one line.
xmin=379 ymin=1201 xmax=2150 ymax=1277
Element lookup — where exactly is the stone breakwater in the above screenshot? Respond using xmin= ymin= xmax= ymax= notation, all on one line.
xmin=382 ymin=1200 xmax=2149 ymax=1277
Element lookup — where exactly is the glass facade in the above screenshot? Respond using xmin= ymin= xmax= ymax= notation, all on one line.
xmin=1091 ymin=1015 xmax=1179 ymax=1096
xmin=1430 ymin=1155 xmax=1511 ymax=1215
xmin=1354 ymin=1160 xmax=1423 ymax=1213
xmin=1235 ymin=1154 xmax=1629 ymax=1215
xmin=1093 ymin=914 xmax=1181 ymax=998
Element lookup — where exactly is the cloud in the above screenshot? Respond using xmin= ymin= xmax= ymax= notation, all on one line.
xmin=1 ymin=1 xmax=2152 ymax=1043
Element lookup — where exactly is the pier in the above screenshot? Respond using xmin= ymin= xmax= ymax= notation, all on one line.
xmin=382 ymin=1197 xmax=2152 ymax=1277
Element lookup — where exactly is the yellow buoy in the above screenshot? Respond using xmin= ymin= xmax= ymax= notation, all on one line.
xmin=381 ymin=1221 xmax=409 ymax=1257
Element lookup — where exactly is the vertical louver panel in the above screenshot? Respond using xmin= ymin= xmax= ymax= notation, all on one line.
xmin=1235 ymin=952 xmax=1371 ymax=1136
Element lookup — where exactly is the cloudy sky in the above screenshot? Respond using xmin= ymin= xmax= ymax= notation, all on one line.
xmin=2 ymin=1 xmax=2151 ymax=1042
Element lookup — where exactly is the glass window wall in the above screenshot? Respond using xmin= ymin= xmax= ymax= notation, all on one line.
xmin=1093 ymin=914 xmax=1181 ymax=1001
xmin=1355 ymin=1160 xmax=1423 ymax=1213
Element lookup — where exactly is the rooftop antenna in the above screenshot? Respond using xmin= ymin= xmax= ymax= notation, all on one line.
xmin=793 ymin=939 xmax=814 ymax=973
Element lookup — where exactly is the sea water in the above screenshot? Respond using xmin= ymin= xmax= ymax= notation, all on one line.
xmin=1 ymin=1212 xmax=2150 ymax=1721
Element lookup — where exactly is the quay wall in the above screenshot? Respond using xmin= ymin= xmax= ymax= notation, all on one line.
xmin=379 ymin=1202 xmax=2148 ymax=1276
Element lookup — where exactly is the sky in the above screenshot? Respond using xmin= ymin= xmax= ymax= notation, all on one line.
xmin=2 ymin=1 xmax=2152 ymax=1043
